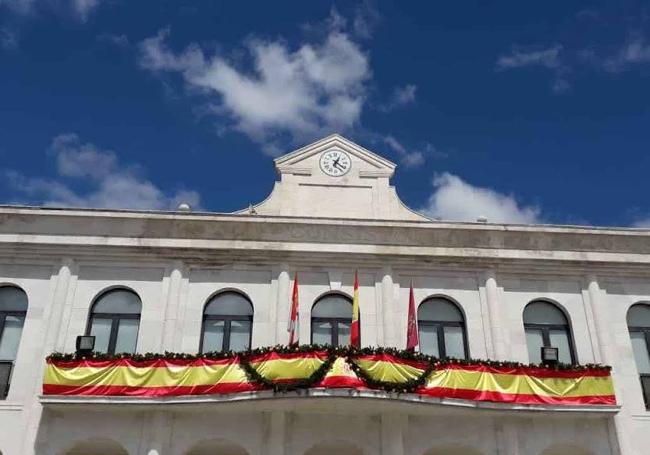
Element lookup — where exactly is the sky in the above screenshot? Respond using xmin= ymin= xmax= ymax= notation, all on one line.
xmin=1 ymin=1 xmax=650 ymax=227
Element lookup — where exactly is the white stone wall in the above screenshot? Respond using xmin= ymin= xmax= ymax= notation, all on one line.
xmin=0 ymin=256 xmax=647 ymax=454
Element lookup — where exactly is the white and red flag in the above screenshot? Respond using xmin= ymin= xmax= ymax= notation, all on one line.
xmin=406 ymin=280 xmax=419 ymax=351
xmin=288 ymin=272 xmax=300 ymax=345
xmin=351 ymin=271 xmax=361 ymax=348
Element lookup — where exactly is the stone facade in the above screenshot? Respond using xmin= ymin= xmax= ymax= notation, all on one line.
xmin=0 ymin=135 xmax=648 ymax=454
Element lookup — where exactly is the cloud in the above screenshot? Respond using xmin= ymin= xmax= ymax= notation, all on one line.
xmin=383 ymin=135 xmax=424 ymax=168
xmin=0 ymin=26 xmax=18 ymax=50
xmin=380 ymin=84 xmax=417 ymax=112
xmin=633 ymin=217 xmax=650 ymax=228
xmin=602 ymin=32 xmax=650 ymax=72
xmin=420 ymin=172 xmax=541 ymax=224
xmin=0 ymin=0 xmax=102 ymax=21
xmin=138 ymin=20 xmax=371 ymax=154
xmin=97 ymin=33 xmax=129 ymax=47
xmin=4 ymin=133 xmax=200 ymax=210
xmin=496 ymin=45 xmax=570 ymax=93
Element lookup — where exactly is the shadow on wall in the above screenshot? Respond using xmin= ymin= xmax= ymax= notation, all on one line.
xmin=422 ymin=446 xmax=484 ymax=455
xmin=305 ymin=440 xmax=364 ymax=455
xmin=64 ymin=438 xmax=128 ymax=455
xmin=185 ymin=439 xmax=249 ymax=455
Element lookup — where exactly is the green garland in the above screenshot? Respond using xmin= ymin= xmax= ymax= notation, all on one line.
xmin=346 ymin=353 xmax=435 ymax=394
xmin=47 ymin=344 xmax=612 ymax=376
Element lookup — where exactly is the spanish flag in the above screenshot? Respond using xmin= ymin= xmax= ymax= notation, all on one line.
xmin=351 ymin=271 xmax=360 ymax=348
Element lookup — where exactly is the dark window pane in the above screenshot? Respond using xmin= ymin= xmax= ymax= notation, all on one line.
xmin=525 ymin=328 xmax=544 ymax=364
xmin=0 ymin=362 xmax=12 ymax=399
xmin=204 ymin=292 xmax=253 ymax=316
xmin=630 ymin=332 xmax=650 ymax=374
xmin=93 ymin=290 xmax=141 ymax=314
xmin=229 ymin=320 xmax=251 ymax=351
xmin=641 ymin=375 xmax=650 ymax=408
xmin=312 ymin=295 xmax=352 ymax=319
xmin=444 ymin=326 xmax=465 ymax=359
xmin=114 ymin=319 xmax=139 ymax=354
xmin=337 ymin=322 xmax=351 ymax=346
xmin=0 ymin=287 xmax=27 ymax=312
xmin=628 ymin=305 xmax=650 ymax=328
xmin=90 ymin=318 xmax=112 ymax=353
xmin=419 ymin=325 xmax=439 ymax=356
xmin=0 ymin=315 xmax=25 ymax=361
xmin=202 ymin=320 xmax=225 ymax=352
xmin=312 ymin=321 xmax=332 ymax=345
xmin=523 ymin=301 xmax=568 ymax=325
xmin=418 ymin=298 xmax=463 ymax=322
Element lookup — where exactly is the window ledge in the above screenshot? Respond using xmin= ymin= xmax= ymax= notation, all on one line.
xmin=0 ymin=402 xmax=24 ymax=411
xmin=39 ymin=388 xmax=620 ymax=415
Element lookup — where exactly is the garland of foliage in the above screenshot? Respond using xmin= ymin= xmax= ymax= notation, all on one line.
xmin=47 ymin=343 xmax=612 ymax=387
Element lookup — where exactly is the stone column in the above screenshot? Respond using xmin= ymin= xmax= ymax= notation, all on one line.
xmin=484 ymin=270 xmax=507 ymax=360
xmin=380 ymin=412 xmax=405 ymax=455
xmin=161 ymin=261 xmax=186 ymax=352
xmin=265 ymin=411 xmax=287 ymax=455
xmin=381 ymin=266 xmax=395 ymax=347
xmin=49 ymin=258 xmax=77 ymax=352
xmin=585 ymin=275 xmax=631 ymax=455
xmin=274 ymin=264 xmax=291 ymax=345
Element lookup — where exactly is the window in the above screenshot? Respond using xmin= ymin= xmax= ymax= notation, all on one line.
xmin=417 ymin=297 xmax=467 ymax=359
xmin=0 ymin=286 xmax=27 ymax=399
xmin=523 ymin=300 xmax=575 ymax=364
xmin=201 ymin=291 xmax=253 ymax=353
xmin=87 ymin=289 xmax=141 ymax=355
xmin=311 ymin=294 xmax=353 ymax=346
xmin=627 ymin=304 xmax=650 ymax=408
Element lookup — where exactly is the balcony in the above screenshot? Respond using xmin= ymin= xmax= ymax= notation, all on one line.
xmin=41 ymin=346 xmax=618 ymax=414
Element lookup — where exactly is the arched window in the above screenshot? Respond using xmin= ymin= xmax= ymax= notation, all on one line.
xmin=418 ymin=297 xmax=467 ymax=358
xmin=0 ymin=286 xmax=27 ymax=399
xmin=627 ymin=304 xmax=650 ymax=408
xmin=523 ymin=300 xmax=575 ymax=364
xmin=201 ymin=291 xmax=253 ymax=353
xmin=87 ymin=289 xmax=141 ymax=355
xmin=311 ymin=294 xmax=353 ymax=346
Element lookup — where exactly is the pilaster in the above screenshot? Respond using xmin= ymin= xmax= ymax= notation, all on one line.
xmin=380 ymin=412 xmax=405 ymax=455
xmin=484 ymin=270 xmax=507 ymax=360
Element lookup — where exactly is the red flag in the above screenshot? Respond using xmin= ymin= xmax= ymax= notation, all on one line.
xmin=406 ymin=280 xmax=419 ymax=351
xmin=288 ymin=273 xmax=299 ymax=345
xmin=351 ymin=271 xmax=361 ymax=348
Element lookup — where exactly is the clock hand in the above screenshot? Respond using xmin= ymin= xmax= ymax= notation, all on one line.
xmin=332 ymin=157 xmax=340 ymax=168
xmin=333 ymin=161 xmax=345 ymax=170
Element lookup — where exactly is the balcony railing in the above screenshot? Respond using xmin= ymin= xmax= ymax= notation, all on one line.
xmin=42 ymin=346 xmax=616 ymax=408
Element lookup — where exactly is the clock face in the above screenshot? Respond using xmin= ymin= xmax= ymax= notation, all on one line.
xmin=319 ymin=150 xmax=351 ymax=177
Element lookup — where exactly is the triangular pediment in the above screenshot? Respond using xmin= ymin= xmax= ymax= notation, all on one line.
xmin=274 ymin=134 xmax=396 ymax=178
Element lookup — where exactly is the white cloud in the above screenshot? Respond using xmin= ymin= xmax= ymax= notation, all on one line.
xmin=5 ymin=133 xmax=200 ymax=210
xmin=603 ymin=33 xmax=650 ymax=72
xmin=420 ymin=172 xmax=541 ymax=224
xmin=633 ymin=218 xmax=650 ymax=228
xmin=0 ymin=0 xmax=102 ymax=20
xmin=72 ymin=0 xmax=99 ymax=21
xmin=380 ymin=84 xmax=417 ymax=112
xmin=496 ymin=45 xmax=562 ymax=70
xmin=383 ymin=135 xmax=424 ymax=168
xmin=139 ymin=22 xmax=371 ymax=154
xmin=0 ymin=26 xmax=18 ymax=50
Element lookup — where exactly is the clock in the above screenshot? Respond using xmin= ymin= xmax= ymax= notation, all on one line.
xmin=319 ymin=150 xmax=351 ymax=177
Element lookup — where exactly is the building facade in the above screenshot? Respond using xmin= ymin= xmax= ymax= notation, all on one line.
xmin=0 ymin=135 xmax=649 ymax=454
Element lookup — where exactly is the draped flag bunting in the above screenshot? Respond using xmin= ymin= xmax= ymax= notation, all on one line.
xmin=406 ymin=281 xmax=419 ymax=351
xmin=43 ymin=347 xmax=616 ymax=407
xmin=288 ymin=273 xmax=300 ymax=346
xmin=351 ymin=271 xmax=360 ymax=348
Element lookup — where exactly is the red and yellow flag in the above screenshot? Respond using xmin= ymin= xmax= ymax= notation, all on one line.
xmin=288 ymin=273 xmax=299 ymax=345
xmin=351 ymin=271 xmax=360 ymax=348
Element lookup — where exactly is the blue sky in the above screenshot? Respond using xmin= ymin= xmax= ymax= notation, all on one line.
xmin=1 ymin=1 xmax=650 ymax=227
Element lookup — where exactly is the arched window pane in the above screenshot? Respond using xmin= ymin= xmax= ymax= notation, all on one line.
xmin=229 ymin=320 xmax=252 ymax=351
xmin=0 ymin=287 xmax=27 ymax=312
xmin=523 ymin=301 xmax=568 ymax=325
xmin=0 ymin=315 xmax=25 ymax=360
xmin=205 ymin=292 xmax=253 ymax=316
xmin=312 ymin=295 xmax=352 ymax=318
xmin=628 ymin=305 xmax=650 ymax=327
xmin=114 ymin=319 xmax=139 ymax=354
xmin=549 ymin=330 xmax=572 ymax=364
xmin=90 ymin=318 xmax=111 ymax=354
xmin=525 ymin=329 xmax=544 ymax=364
xmin=92 ymin=289 xmax=141 ymax=314
xmin=418 ymin=298 xmax=463 ymax=322
xmin=202 ymin=321 xmax=225 ymax=352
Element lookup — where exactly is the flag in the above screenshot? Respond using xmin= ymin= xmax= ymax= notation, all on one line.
xmin=351 ymin=271 xmax=360 ymax=348
xmin=406 ymin=280 xmax=419 ymax=351
xmin=288 ymin=273 xmax=299 ymax=345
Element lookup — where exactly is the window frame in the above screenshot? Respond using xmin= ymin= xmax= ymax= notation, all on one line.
xmin=628 ymin=317 xmax=650 ymax=409
xmin=310 ymin=293 xmax=354 ymax=347
xmin=85 ymin=289 xmax=141 ymax=355
xmin=0 ymin=286 xmax=27 ymax=401
xmin=199 ymin=291 xmax=253 ymax=353
xmin=523 ymin=300 xmax=576 ymax=365
xmin=0 ymin=311 xmax=27 ymax=360
xmin=417 ymin=297 xmax=468 ymax=359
